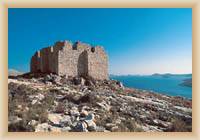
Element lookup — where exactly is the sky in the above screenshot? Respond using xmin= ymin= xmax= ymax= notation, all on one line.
xmin=8 ymin=8 xmax=192 ymax=75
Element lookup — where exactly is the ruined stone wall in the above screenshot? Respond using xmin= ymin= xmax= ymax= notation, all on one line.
xmin=40 ymin=47 xmax=49 ymax=72
xmin=57 ymin=41 xmax=90 ymax=77
xmin=33 ymin=47 xmax=57 ymax=74
xmin=30 ymin=51 xmax=41 ymax=73
xmin=87 ymin=46 xmax=109 ymax=80
xmin=30 ymin=42 xmax=64 ymax=74
xmin=30 ymin=40 xmax=109 ymax=80
xmin=52 ymin=41 xmax=66 ymax=74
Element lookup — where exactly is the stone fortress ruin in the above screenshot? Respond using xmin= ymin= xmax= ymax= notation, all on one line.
xmin=30 ymin=40 xmax=108 ymax=80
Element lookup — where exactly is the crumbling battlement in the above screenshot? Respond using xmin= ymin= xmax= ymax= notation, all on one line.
xmin=30 ymin=40 xmax=108 ymax=80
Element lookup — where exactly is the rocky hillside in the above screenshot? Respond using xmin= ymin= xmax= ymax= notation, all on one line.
xmin=8 ymin=73 xmax=192 ymax=132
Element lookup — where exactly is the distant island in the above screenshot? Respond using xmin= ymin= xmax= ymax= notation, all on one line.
xmin=110 ymin=73 xmax=192 ymax=98
xmin=151 ymin=73 xmax=192 ymax=88
xmin=152 ymin=73 xmax=192 ymax=78
xmin=110 ymin=73 xmax=192 ymax=78
xmin=179 ymin=78 xmax=192 ymax=87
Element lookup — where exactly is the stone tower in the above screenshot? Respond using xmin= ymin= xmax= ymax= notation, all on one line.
xmin=30 ymin=40 xmax=109 ymax=80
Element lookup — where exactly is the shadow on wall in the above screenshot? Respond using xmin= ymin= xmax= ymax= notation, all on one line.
xmin=78 ymin=50 xmax=88 ymax=77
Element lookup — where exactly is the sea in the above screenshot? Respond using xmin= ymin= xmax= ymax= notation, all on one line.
xmin=110 ymin=74 xmax=192 ymax=99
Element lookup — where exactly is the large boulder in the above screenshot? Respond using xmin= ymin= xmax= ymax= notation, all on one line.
xmin=74 ymin=113 xmax=96 ymax=132
xmin=116 ymin=81 xmax=124 ymax=89
xmin=70 ymin=106 xmax=80 ymax=117
xmin=48 ymin=113 xmax=63 ymax=125
xmin=35 ymin=123 xmax=51 ymax=132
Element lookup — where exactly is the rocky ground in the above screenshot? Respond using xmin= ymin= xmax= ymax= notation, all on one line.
xmin=8 ymin=73 xmax=192 ymax=132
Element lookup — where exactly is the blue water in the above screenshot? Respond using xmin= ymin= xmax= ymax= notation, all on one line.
xmin=110 ymin=75 xmax=192 ymax=99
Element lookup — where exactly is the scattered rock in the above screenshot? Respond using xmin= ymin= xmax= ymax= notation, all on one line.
xmin=80 ymin=110 xmax=88 ymax=117
xmin=73 ymin=113 xmax=96 ymax=132
xmin=84 ymin=114 xmax=96 ymax=131
xmin=28 ymin=120 xmax=38 ymax=126
xmin=96 ymin=126 xmax=105 ymax=132
xmin=111 ymin=126 xmax=119 ymax=132
xmin=96 ymin=100 xmax=111 ymax=111
xmin=17 ymin=105 xmax=22 ymax=109
xmin=61 ymin=126 xmax=72 ymax=132
xmin=70 ymin=107 xmax=80 ymax=117
xmin=44 ymin=75 xmax=52 ymax=82
xmin=35 ymin=123 xmax=51 ymax=132
xmin=31 ymin=99 xmax=38 ymax=105
xmin=48 ymin=113 xmax=63 ymax=125
xmin=46 ymin=81 xmax=52 ymax=86
xmin=116 ymin=81 xmax=124 ymax=89
xmin=36 ymin=93 xmax=45 ymax=101
xmin=49 ymin=126 xmax=62 ymax=132
xmin=74 ymin=121 xmax=88 ymax=132
xmin=105 ymin=123 xmax=116 ymax=131
xmin=60 ymin=115 xmax=72 ymax=126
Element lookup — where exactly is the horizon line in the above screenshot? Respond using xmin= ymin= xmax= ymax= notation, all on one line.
xmin=8 ymin=68 xmax=192 ymax=76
